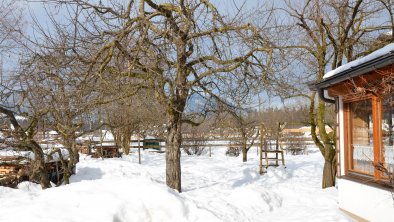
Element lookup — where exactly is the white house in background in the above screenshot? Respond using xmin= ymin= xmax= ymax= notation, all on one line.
xmin=310 ymin=43 xmax=394 ymax=221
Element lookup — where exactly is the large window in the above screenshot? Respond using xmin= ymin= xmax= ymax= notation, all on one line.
xmin=349 ymin=99 xmax=375 ymax=175
xmin=382 ymin=95 xmax=394 ymax=172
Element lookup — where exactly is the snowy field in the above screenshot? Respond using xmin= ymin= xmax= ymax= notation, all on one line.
xmin=0 ymin=147 xmax=353 ymax=222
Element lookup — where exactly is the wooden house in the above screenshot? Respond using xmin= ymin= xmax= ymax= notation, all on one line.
xmin=0 ymin=156 xmax=29 ymax=187
xmin=142 ymin=136 xmax=162 ymax=150
xmin=93 ymin=142 xmax=121 ymax=158
xmin=310 ymin=43 xmax=394 ymax=221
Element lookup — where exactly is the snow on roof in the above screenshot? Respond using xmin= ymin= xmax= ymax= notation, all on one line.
xmin=323 ymin=43 xmax=394 ymax=79
xmin=101 ymin=130 xmax=114 ymax=141
xmin=94 ymin=142 xmax=116 ymax=147
xmin=47 ymin=130 xmax=58 ymax=135
xmin=0 ymin=150 xmax=34 ymax=163
xmin=130 ymin=135 xmax=144 ymax=140
xmin=15 ymin=116 xmax=27 ymax=121
xmin=0 ymin=114 xmax=28 ymax=121
xmin=0 ymin=148 xmax=69 ymax=163
xmin=87 ymin=130 xmax=115 ymax=142
xmin=145 ymin=135 xmax=157 ymax=140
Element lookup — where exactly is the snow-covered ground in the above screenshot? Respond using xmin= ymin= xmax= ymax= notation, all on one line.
xmin=0 ymin=148 xmax=353 ymax=222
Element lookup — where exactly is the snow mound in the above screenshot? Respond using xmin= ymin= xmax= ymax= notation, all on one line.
xmin=227 ymin=186 xmax=282 ymax=214
xmin=16 ymin=181 xmax=42 ymax=192
xmin=0 ymin=148 xmax=351 ymax=222
xmin=1 ymin=178 xmax=218 ymax=222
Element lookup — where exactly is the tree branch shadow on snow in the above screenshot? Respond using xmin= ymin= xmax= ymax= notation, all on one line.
xmin=306 ymin=148 xmax=320 ymax=154
xmin=232 ymin=168 xmax=263 ymax=188
xmin=232 ymin=166 xmax=293 ymax=188
xmin=70 ymin=167 xmax=104 ymax=183
xmin=182 ymin=182 xmax=220 ymax=192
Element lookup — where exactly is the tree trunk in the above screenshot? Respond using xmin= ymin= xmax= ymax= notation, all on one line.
xmin=165 ymin=112 xmax=182 ymax=192
xmin=322 ymin=158 xmax=336 ymax=188
xmin=71 ymin=142 xmax=80 ymax=164
xmin=62 ymin=137 xmax=78 ymax=184
xmin=242 ymin=147 xmax=248 ymax=162
xmin=322 ymin=144 xmax=337 ymax=188
xmin=64 ymin=146 xmax=74 ymax=185
xmin=242 ymin=137 xmax=247 ymax=162
xmin=310 ymin=92 xmax=337 ymax=189
xmin=30 ymin=144 xmax=51 ymax=189
xmin=241 ymin=131 xmax=248 ymax=162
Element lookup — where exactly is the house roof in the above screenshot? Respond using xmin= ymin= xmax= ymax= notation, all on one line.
xmin=311 ymin=43 xmax=394 ymax=91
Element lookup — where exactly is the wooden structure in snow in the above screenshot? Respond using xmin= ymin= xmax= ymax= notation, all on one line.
xmin=0 ymin=155 xmax=69 ymax=187
xmin=0 ymin=156 xmax=29 ymax=187
xmin=259 ymin=123 xmax=286 ymax=174
xmin=309 ymin=43 xmax=394 ymax=221
xmin=142 ymin=138 xmax=161 ymax=150
xmin=92 ymin=143 xmax=121 ymax=158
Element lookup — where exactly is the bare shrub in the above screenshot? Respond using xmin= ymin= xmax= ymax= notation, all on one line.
xmin=226 ymin=144 xmax=241 ymax=157
xmin=374 ymin=162 xmax=394 ymax=203
xmin=183 ymin=140 xmax=207 ymax=156
xmin=182 ymin=127 xmax=207 ymax=156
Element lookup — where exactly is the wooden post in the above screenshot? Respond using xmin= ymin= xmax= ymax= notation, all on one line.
xmin=265 ymin=139 xmax=269 ymax=168
xmin=209 ymin=146 xmax=211 ymax=157
xmin=138 ymin=137 xmax=141 ymax=164
xmin=55 ymin=160 xmax=59 ymax=184
xmin=372 ymin=96 xmax=382 ymax=180
xmin=259 ymin=124 xmax=264 ymax=175
xmin=275 ymin=122 xmax=280 ymax=166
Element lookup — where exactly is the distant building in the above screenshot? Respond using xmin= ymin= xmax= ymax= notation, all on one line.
xmin=283 ymin=126 xmax=333 ymax=137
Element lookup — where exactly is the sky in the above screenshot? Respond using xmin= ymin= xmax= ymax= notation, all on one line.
xmin=19 ymin=0 xmax=289 ymax=108
xmin=2 ymin=0 xmax=309 ymax=109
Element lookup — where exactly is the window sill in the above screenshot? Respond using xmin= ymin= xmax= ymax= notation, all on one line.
xmin=338 ymin=174 xmax=393 ymax=191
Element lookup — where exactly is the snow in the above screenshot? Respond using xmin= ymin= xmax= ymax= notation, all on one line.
xmin=0 ymin=148 xmax=352 ymax=222
xmin=83 ymin=130 xmax=158 ymax=142
xmin=145 ymin=135 xmax=157 ymax=140
xmin=47 ymin=130 xmax=58 ymax=135
xmin=0 ymin=114 xmax=27 ymax=121
xmin=0 ymin=147 xmax=69 ymax=162
xmin=323 ymin=42 xmax=394 ymax=79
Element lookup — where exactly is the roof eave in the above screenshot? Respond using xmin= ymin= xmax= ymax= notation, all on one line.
xmin=311 ymin=51 xmax=394 ymax=91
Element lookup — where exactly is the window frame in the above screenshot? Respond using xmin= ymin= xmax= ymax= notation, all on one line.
xmin=344 ymin=95 xmax=383 ymax=181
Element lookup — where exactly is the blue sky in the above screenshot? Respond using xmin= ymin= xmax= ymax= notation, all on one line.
xmin=3 ymin=0 xmax=302 ymax=109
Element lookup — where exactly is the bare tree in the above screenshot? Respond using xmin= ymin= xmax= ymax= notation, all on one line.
xmin=105 ymin=90 xmax=165 ymax=155
xmin=40 ymin=0 xmax=273 ymax=192
xmin=377 ymin=0 xmax=394 ymax=41
xmin=0 ymin=1 xmax=23 ymax=54
xmin=0 ymin=106 xmax=51 ymax=188
xmin=277 ymin=0 xmax=389 ymax=188
xmin=218 ymin=109 xmax=260 ymax=162
xmin=0 ymin=1 xmax=52 ymax=189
